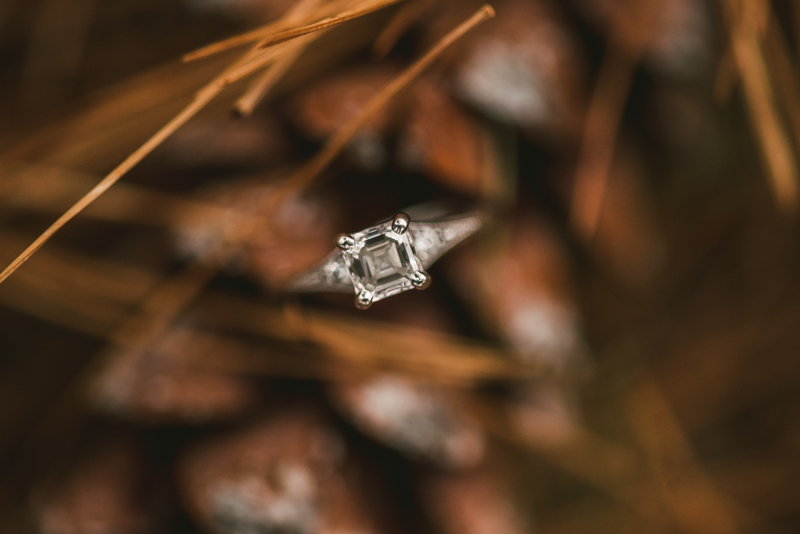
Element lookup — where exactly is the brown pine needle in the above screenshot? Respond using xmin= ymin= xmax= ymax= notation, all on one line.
xmin=723 ymin=0 xmax=798 ymax=212
xmin=234 ymin=34 xmax=320 ymax=117
xmin=569 ymin=50 xmax=636 ymax=242
xmin=182 ymin=0 xmax=396 ymax=62
xmin=0 ymin=40 xmax=274 ymax=286
xmin=219 ymin=45 xmax=286 ymax=85
xmin=183 ymin=21 xmax=294 ymax=63
xmin=276 ymin=4 xmax=496 ymax=198
xmin=181 ymin=0 xmax=335 ymax=62
xmin=213 ymin=0 xmax=406 ymax=86
xmin=569 ymin=0 xmax=661 ymax=242
xmin=764 ymin=13 xmax=800 ymax=173
xmin=254 ymin=0 xmax=406 ymax=50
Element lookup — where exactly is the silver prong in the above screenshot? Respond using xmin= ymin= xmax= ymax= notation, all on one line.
xmin=355 ymin=289 xmax=374 ymax=309
xmin=409 ymin=270 xmax=431 ymax=290
xmin=336 ymin=233 xmax=355 ymax=252
xmin=391 ymin=212 xmax=410 ymax=234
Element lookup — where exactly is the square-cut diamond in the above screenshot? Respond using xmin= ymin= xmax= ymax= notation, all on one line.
xmin=341 ymin=221 xmax=423 ymax=303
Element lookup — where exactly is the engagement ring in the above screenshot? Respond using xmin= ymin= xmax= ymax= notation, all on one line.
xmin=289 ymin=206 xmax=485 ymax=309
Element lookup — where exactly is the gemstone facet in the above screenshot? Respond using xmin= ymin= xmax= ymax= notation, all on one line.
xmin=340 ymin=215 xmax=426 ymax=305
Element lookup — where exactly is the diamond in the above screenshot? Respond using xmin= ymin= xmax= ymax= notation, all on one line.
xmin=340 ymin=217 xmax=426 ymax=305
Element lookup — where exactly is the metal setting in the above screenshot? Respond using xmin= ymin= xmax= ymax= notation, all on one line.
xmin=355 ymin=289 xmax=374 ymax=309
xmin=409 ymin=270 xmax=431 ymax=289
xmin=336 ymin=234 xmax=355 ymax=252
xmin=391 ymin=212 xmax=410 ymax=234
xmin=288 ymin=207 xmax=484 ymax=308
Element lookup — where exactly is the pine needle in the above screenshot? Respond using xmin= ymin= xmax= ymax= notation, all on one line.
xmin=182 ymin=0 xmax=400 ymax=62
xmin=218 ymin=44 xmax=287 ymax=85
xmin=569 ymin=0 xmax=661 ymax=242
xmin=763 ymin=12 xmax=800 ymax=174
xmin=569 ymin=50 xmax=637 ymax=242
xmin=254 ymin=0 xmax=406 ymax=51
xmin=234 ymin=33 xmax=321 ymax=117
xmin=722 ymin=0 xmax=798 ymax=213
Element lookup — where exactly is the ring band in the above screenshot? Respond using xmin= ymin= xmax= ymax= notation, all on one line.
xmin=288 ymin=207 xmax=485 ymax=309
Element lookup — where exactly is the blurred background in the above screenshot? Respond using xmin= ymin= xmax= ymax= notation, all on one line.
xmin=1 ymin=0 xmax=800 ymax=532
